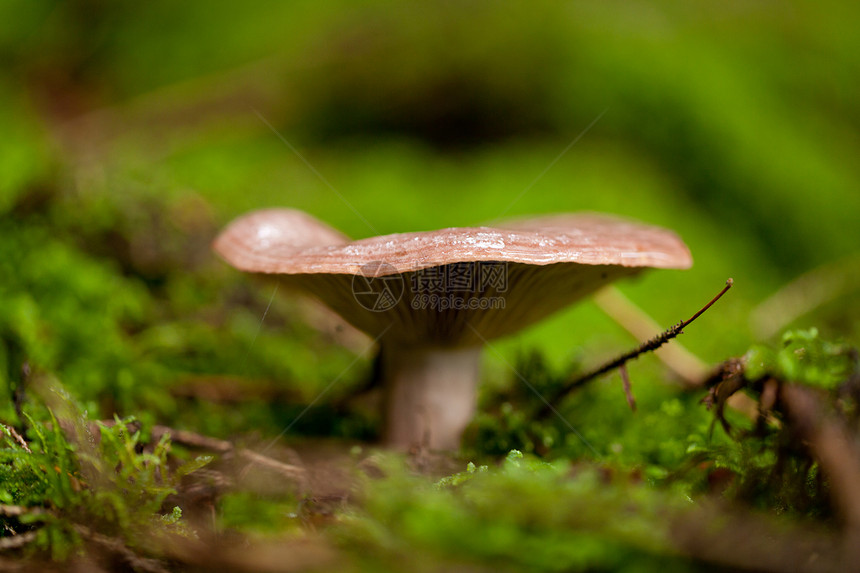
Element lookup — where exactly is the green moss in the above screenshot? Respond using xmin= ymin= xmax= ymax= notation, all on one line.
xmin=217 ymin=491 xmax=302 ymax=536
xmin=746 ymin=328 xmax=855 ymax=389
xmin=339 ymin=453 xmax=695 ymax=573
xmin=0 ymin=402 xmax=207 ymax=559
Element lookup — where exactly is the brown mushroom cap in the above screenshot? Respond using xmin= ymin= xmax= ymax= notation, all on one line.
xmin=213 ymin=209 xmax=692 ymax=346
xmin=213 ymin=209 xmax=692 ymax=275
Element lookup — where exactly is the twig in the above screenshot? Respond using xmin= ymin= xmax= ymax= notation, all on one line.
xmin=539 ymin=279 xmax=733 ymax=417
xmin=148 ymin=425 xmax=233 ymax=453
xmin=0 ymin=531 xmax=38 ymax=551
xmin=671 ymin=502 xmax=846 ymax=573
xmin=147 ymin=425 xmax=306 ymax=481
xmin=779 ymin=384 xmax=860 ymax=530
xmin=160 ymin=532 xmax=339 ymax=572
xmin=0 ymin=505 xmax=43 ymax=518
xmin=0 ymin=424 xmax=31 ymax=454
xmin=237 ymin=449 xmax=308 ymax=482
xmin=593 ymin=286 xmax=707 ymax=386
xmin=74 ymin=525 xmax=170 ymax=573
xmin=751 ymin=254 xmax=860 ymax=339
xmin=598 ymin=285 xmax=759 ymax=418
xmin=691 ymin=379 xmax=860 ymax=571
xmin=701 ymin=357 xmax=749 ymax=434
xmin=13 ymin=362 xmax=29 ymax=438
xmin=103 ymin=422 xmax=308 ymax=486
xmin=0 ymin=503 xmax=42 ymax=553
xmin=619 ymin=364 xmax=636 ymax=412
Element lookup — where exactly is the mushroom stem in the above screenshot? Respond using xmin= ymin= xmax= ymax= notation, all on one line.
xmin=381 ymin=345 xmax=482 ymax=450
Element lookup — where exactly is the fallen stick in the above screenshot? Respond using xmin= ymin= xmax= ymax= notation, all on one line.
xmin=779 ymin=384 xmax=860 ymax=530
xmin=539 ymin=279 xmax=733 ymax=417
xmin=593 ymin=286 xmax=708 ymax=387
xmin=97 ymin=421 xmax=308 ymax=486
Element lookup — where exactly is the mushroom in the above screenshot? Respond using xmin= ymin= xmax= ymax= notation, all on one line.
xmin=213 ymin=209 xmax=692 ymax=450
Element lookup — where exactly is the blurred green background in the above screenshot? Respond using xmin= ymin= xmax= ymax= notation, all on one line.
xmin=1 ymin=0 xmax=858 ymax=440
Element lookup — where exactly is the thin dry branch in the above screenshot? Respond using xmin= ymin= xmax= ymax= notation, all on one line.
xmin=0 ymin=531 xmax=38 ymax=552
xmin=779 ymin=384 xmax=860 ymax=530
xmin=752 ymin=254 xmax=860 ymax=339
xmin=619 ymin=364 xmax=636 ymax=412
xmin=672 ymin=503 xmax=848 ymax=573
xmin=0 ymin=425 xmax=31 ymax=454
xmin=539 ymin=279 xmax=733 ymax=416
xmin=74 ymin=525 xmax=170 ymax=573
xmin=96 ymin=421 xmax=308 ymax=488
xmin=593 ymin=286 xmax=708 ymax=386
xmin=147 ymin=425 xmax=234 ymax=453
xmin=700 ymin=361 xmax=860 ymax=567
xmin=0 ymin=506 xmax=42 ymax=518
xmin=147 ymin=424 xmax=307 ymax=487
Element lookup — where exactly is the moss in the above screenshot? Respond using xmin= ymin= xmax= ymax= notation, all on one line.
xmin=0 ymin=391 xmax=206 ymax=559
xmin=745 ymin=328 xmax=856 ymax=389
xmin=338 ymin=452 xmax=695 ymax=573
